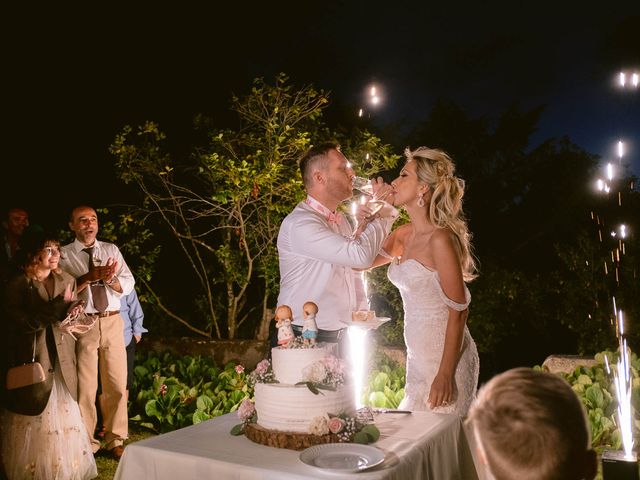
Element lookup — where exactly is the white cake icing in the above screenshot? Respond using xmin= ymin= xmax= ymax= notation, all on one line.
xmin=254 ymin=343 xmax=355 ymax=434
xmin=254 ymin=383 xmax=355 ymax=433
xmin=271 ymin=343 xmax=338 ymax=384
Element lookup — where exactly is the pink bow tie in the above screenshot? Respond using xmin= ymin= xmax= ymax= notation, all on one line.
xmin=327 ymin=212 xmax=341 ymax=224
xmin=305 ymin=197 xmax=341 ymax=225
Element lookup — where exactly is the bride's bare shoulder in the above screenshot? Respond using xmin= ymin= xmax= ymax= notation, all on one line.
xmin=429 ymin=227 xmax=457 ymax=246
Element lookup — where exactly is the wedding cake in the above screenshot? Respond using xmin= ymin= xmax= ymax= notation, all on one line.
xmin=254 ymin=342 xmax=355 ymax=434
xmin=234 ymin=303 xmax=379 ymax=450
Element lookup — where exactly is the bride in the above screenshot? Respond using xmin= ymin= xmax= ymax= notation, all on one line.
xmin=371 ymin=147 xmax=479 ymax=415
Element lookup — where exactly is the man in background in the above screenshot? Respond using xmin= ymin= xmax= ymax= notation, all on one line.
xmin=0 ymin=207 xmax=29 ymax=288
xmin=60 ymin=205 xmax=134 ymax=461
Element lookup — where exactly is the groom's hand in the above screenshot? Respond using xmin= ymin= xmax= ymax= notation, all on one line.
xmin=352 ymin=203 xmax=376 ymax=238
xmin=355 ymin=203 xmax=375 ymax=224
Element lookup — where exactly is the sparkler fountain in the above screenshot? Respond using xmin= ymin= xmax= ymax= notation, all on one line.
xmin=347 ymin=184 xmax=388 ymax=410
xmin=593 ymin=78 xmax=639 ymax=477
xmin=346 ymin=146 xmax=392 ymax=412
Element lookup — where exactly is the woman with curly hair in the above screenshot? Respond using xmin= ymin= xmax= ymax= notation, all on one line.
xmin=372 ymin=147 xmax=479 ymax=415
xmin=2 ymin=229 xmax=97 ymax=479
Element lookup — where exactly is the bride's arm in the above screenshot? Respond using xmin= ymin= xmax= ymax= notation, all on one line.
xmin=428 ymin=229 xmax=468 ymax=409
xmin=368 ymin=223 xmax=411 ymax=269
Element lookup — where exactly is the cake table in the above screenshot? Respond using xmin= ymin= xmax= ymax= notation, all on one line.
xmin=114 ymin=410 xmax=479 ymax=479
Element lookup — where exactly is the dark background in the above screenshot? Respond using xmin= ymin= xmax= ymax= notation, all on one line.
xmin=4 ymin=1 xmax=639 ymax=226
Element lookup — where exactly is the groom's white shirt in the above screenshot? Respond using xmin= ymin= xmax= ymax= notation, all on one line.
xmin=277 ymin=195 xmax=397 ymax=330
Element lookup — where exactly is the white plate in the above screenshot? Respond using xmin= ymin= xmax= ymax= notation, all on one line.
xmin=299 ymin=443 xmax=385 ymax=473
xmin=340 ymin=317 xmax=391 ymax=330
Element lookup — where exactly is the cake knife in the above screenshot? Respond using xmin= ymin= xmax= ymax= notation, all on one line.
xmin=373 ymin=409 xmax=412 ymax=414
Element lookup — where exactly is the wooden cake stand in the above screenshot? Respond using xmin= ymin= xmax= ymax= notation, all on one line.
xmin=244 ymin=423 xmax=340 ymax=451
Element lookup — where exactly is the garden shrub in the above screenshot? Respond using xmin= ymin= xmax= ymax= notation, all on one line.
xmin=130 ymin=351 xmax=251 ymax=432
xmin=537 ymin=350 xmax=640 ymax=454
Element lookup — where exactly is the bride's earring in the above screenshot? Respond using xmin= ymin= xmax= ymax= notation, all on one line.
xmin=416 ymin=193 xmax=425 ymax=208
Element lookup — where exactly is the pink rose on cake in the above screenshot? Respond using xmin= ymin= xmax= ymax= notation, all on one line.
xmin=237 ymin=398 xmax=256 ymax=421
xmin=255 ymin=359 xmax=269 ymax=375
xmin=328 ymin=416 xmax=346 ymax=434
xmin=248 ymin=359 xmax=276 ymax=385
xmin=309 ymin=414 xmax=330 ymax=436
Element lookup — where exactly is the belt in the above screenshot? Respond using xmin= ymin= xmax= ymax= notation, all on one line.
xmin=95 ymin=310 xmax=120 ymax=318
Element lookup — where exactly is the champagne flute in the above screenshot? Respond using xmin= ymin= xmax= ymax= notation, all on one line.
xmin=352 ymin=176 xmax=393 ymax=216
xmin=352 ymin=176 xmax=375 ymax=196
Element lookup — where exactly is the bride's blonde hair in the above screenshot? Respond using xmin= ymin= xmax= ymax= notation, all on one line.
xmin=406 ymin=146 xmax=477 ymax=281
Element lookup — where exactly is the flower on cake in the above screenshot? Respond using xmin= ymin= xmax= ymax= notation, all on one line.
xmin=327 ymin=416 xmax=346 ymax=434
xmin=230 ymin=398 xmax=257 ymax=436
xmin=237 ymin=398 xmax=255 ymax=421
xmin=235 ymin=365 xmax=245 ymax=374
xmin=303 ymin=361 xmax=327 ymax=384
xmin=308 ymin=413 xmax=380 ymax=444
xmin=298 ymin=354 xmax=347 ymax=393
xmin=278 ymin=336 xmax=319 ymax=349
xmin=308 ymin=414 xmax=330 ymax=436
xmin=248 ymin=359 xmax=277 ymax=386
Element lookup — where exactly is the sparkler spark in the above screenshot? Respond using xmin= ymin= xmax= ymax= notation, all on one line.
xmin=619 ymin=72 xmax=626 ymax=87
xmin=607 ymin=302 xmax=635 ymax=459
xmin=620 ymin=224 xmax=627 ymax=239
xmin=612 ymin=344 xmax=634 ymax=458
xmin=348 ymin=327 xmax=368 ymax=409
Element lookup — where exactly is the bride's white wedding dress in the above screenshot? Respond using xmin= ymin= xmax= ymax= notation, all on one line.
xmin=388 ymin=259 xmax=479 ymax=415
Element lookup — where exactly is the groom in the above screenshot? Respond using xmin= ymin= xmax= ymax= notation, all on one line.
xmin=277 ymin=142 xmax=397 ymax=352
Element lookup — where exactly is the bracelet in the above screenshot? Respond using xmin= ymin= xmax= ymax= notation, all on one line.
xmin=105 ymin=276 xmax=117 ymax=286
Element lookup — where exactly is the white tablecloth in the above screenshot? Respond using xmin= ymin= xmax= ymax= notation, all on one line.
xmin=114 ymin=411 xmax=478 ymax=480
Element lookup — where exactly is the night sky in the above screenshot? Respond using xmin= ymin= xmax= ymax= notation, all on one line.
xmin=4 ymin=2 xmax=639 ymax=229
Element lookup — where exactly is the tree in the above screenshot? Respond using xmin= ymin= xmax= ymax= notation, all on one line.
xmin=110 ymin=74 xmax=399 ymax=339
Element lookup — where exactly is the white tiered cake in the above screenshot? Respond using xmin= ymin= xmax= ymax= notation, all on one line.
xmin=253 ymin=343 xmax=355 ymax=434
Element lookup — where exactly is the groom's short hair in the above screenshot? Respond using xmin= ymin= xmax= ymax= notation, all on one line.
xmin=299 ymin=142 xmax=340 ymax=188
xmin=467 ymin=368 xmax=596 ymax=480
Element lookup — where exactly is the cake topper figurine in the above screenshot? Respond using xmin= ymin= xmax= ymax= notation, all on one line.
xmin=302 ymin=301 xmax=319 ymax=346
xmin=275 ymin=304 xmax=295 ymax=347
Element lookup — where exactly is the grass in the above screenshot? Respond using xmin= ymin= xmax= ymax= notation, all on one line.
xmin=95 ymin=426 xmax=156 ymax=480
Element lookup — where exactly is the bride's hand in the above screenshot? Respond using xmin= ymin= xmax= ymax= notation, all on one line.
xmin=370 ymin=177 xmax=394 ymax=203
xmin=428 ymin=372 xmax=455 ymax=409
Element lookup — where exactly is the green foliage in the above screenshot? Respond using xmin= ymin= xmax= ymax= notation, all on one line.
xmin=130 ymin=351 xmax=251 ymax=433
xmin=353 ymin=424 xmax=380 ymax=444
xmin=554 ymin=350 xmax=640 ymax=453
xmin=362 ymin=352 xmax=406 ymax=408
